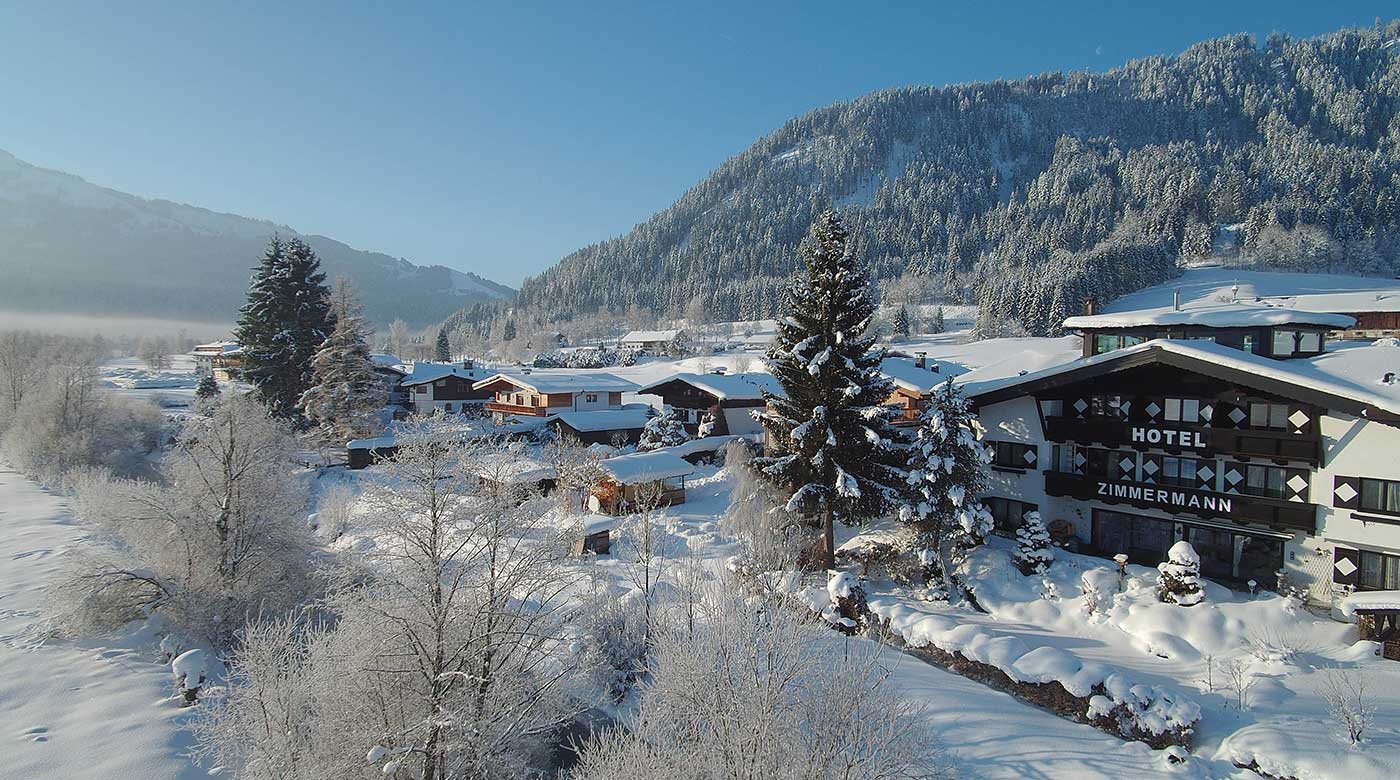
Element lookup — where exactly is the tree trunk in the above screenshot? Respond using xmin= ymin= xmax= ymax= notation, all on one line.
xmin=821 ymin=504 xmax=835 ymax=570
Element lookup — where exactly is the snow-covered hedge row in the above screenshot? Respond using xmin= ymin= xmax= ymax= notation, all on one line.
xmin=867 ymin=596 xmax=1201 ymax=749
xmin=532 ymin=346 xmax=640 ymax=369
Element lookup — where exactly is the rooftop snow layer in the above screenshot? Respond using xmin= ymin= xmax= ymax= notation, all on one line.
xmin=473 ymin=370 xmax=638 ymax=394
xmin=1103 ymin=266 xmax=1400 ymax=316
xmin=550 ymin=406 xmax=652 ymax=432
xmin=879 ymin=356 xmax=946 ymax=393
xmin=966 ymin=338 xmax=1400 ymax=417
xmin=620 ymin=329 xmax=683 ymax=343
xmin=1063 ymin=301 xmax=1355 ymax=330
xmin=399 ymin=362 xmax=491 ymax=386
xmin=635 ymin=371 xmax=783 ymax=401
xmin=477 ymin=458 xmax=556 ymax=484
xmin=597 ymin=450 xmax=694 ymax=484
xmin=1339 ymin=590 xmax=1400 ymax=616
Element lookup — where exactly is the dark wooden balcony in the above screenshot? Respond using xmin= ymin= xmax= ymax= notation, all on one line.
xmin=486 ymin=401 xmax=547 ymax=417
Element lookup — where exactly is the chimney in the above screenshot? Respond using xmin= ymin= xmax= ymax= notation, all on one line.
xmin=462 ymin=358 xmax=474 ymax=370
xmin=915 ymin=351 xmax=927 ymax=370
xmin=1083 ymin=297 xmax=1098 ymax=317
xmin=1173 ymin=289 xmax=1181 ymax=311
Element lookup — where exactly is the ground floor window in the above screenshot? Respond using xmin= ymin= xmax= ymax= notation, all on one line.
xmin=985 ymin=497 xmax=1038 ymax=536
xmin=1091 ymin=509 xmax=1284 ymax=586
xmin=1093 ymin=510 xmax=1173 ymax=566
xmin=1359 ymin=549 xmax=1400 ymax=591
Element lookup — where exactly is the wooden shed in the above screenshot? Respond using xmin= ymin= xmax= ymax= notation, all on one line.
xmin=1341 ymin=591 xmax=1400 ymax=661
xmin=588 ymin=451 xmax=694 ymax=515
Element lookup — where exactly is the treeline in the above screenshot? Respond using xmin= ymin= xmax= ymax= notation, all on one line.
xmin=457 ymin=21 xmax=1400 ymax=337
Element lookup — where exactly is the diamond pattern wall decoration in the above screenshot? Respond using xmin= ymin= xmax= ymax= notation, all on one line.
xmin=1145 ymin=401 xmax=1162 ymax=421
xmin=1199 ymin=404 xmax=1214 ymax=423
xmin=1334 ymin=557 xmax=1357 ymax=577
xmin=1073 ymin=398 xmax=1088 ymax=417
xmin=1228 ymin=407 xmax=1247 ymax=427
xmin=1288 ymin=408 xmax=1310 ymax=433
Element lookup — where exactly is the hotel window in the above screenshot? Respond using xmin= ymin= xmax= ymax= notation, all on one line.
xmin=1359 ymin=550 xmax=1400 ymax=590
xmin=585 ymin=393 xmax=599 ymax=403
xmin=1092 ymin=334 xmax=1144 ymax=355
xmin=990 ymin=441 xmax=1036 ymax=470
xmin=1272 ymin=329 xmax=1298 ymax=356
xmin=1160 ymin=456 xmax=1202 ymax=488
xmin=1297 ymin=331 xmax=1322 ymax=353
xmin=1359 ymin=478 xmax=1400 ymax=514
xmin=1248 ymin=402 xmax=1289 ymax=430
xmin=1163 ymin=398 xmax=1201 ymax=423
xmin=1241 ymin=334 xmax=1255 ymax=353
xmin=985 ymin=497 xmax=1038 ymax=536
xmin=1085 ymin=448 xmax=1134 ymax=480
xmin=1089 ymin=394 xmax=1128 ymax=419
xmin=1244 ymin=464 xmax=1286 ymax=499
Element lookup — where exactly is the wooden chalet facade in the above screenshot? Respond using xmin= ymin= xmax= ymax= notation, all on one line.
xmin=400 ymin=360 xmax=493 ymax=415
xmin=635 ymin=372 xmax=781 ymax=435
xmin=589 ymin=451 xmax=693 ymax=515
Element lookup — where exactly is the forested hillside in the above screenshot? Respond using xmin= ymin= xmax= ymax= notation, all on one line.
xmin=497 ymin=22 xmax=1400 ymax=336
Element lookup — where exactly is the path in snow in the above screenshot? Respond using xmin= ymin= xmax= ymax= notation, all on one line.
xmin=0 ymin=466 xmax=202 ymax=780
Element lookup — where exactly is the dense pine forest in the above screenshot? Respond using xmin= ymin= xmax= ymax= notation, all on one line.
xmin=468 ymin=21 xmax=1400 ymax=337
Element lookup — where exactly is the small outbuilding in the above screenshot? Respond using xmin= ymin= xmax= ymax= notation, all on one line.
xmin=1340 ymin=591 xmax=1400 ymax=661
xmin=589 ymin=451 xmax=694 ymax=515
xmin=476 ymin=458 xmax=557 ymax=502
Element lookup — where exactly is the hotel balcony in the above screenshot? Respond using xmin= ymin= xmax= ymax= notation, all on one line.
xmin=485 ymin=401 xmax=547 ymax=417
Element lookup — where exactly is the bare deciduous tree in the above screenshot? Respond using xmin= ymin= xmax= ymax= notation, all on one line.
xmin=1320 ymin=666 xmax=1375 ymax=745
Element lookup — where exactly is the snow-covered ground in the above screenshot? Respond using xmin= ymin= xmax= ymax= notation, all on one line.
xmin=0 ymin=466 xmax=202 ymax=780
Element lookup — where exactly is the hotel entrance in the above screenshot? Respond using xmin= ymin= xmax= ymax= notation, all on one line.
xmin=1091 ymin=509 xmax=1286 ymax=587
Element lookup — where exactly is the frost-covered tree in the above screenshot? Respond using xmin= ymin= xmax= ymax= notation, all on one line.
xmin=234 ymin=237 xmax=334 ymax=420
xmin=194 ymin=374 xmax=220 ymax=401
xmin=892 ymin=306 xmax=911 ymax=339
xmin=637 ymin=407 xmax=690 ymax=451
xmin=755 ymin=211 xmax=911 ymax=569
xmin=822 ymin=570 xmax=870 ymax=636
xmin=501 ymin=318 xmax=516 ymax=342
xmin=930 ymin=305 xmax=946 ymax=334
xmin=1013 ymin=509 xmax=1053 ymax=575
xmin=434 ymin=327 xmax=451 ymax=362
xmin=300 ymin=278 xmax=387 ymax=441
xmin=902 ymin=378 xmax=992 ymax=591
xmin=62 ymin=394 xmax=312 ymax=646
xmin=571 ymin=592 xmax=952 ymax=780
xmin=1157 ymin=540 xmax=1204 ymax=606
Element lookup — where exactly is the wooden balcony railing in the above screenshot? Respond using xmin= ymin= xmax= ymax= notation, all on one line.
xmin=485 ymin=401 xmax=547 ymax=417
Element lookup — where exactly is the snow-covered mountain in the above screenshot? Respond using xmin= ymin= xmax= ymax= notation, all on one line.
xmin=0 ymin=150 xmax=513 ymax=326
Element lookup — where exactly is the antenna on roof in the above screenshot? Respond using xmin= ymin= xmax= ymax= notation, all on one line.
xmin=1231 ymin=281 xmax=1239 ymax=302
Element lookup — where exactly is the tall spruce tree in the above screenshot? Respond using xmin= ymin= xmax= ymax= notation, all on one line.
xmin=434 ymin=328 xmax=451 ymax=362
xmin=892 ymin=306 xmax=911 ymax=339
xmin=754 ymin=210 xmax=909 ymax=569
xmin=301 ymin=277 xmax=387 ymax=441
xmin=234 ymin=236 xmax=334 ymax=420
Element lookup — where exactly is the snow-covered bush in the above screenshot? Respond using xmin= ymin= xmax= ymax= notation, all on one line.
xmin=1080 ymin=568 xmax=1118 ymax=616
xmin=1320 ymin=666 xmax=1375 ymax=745
xmin=194 ymin=374 xmax=220 ymax=401
xmin=582 ymin=587 xmax=650 ymax=702
xmin=821 ymin=570 xmax=870 ymax=636
xmin=570 ymin=592 xmax=951 ymax=780
xmin=696 ymin=409 xmax=716 ymax=438
xmin=1157 ymin=541 xmax=1204 ymax=606
xmin=1087 ymin=677 xmax=1201 ymax=749
xmin=172 ymin=648 xmax=208 ymax=706
xmin=916 ymin=547 xmax=950 ymax=601
xmin=532 ymin=346 xmax=640 ymax=369
xmin=637 ymin=408 xmax=690 ymax=451
xmin=311 ymin=482 xmax=356 ymax=541
xmin=1013 ymin=510 xmax=1053 ymax=575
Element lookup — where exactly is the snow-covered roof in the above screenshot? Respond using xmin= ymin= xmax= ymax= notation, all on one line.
xmin=1102 ymin=266 xmax=1400 ymax=316
xmin=620 ymin=329 xmax=683 ymax=343
xmin=635 ymin=372 xmax=784 ymax=401
xmin=879 ymin=357 xmax=945 ymax=394
xmin=966 ymin=338 xmax=1400 ymax=420
xmin=191 ymin=341 xmax=240 ymax=355
xmin=369 ymin=353 xmax=403 ymax=367
xmin=1340 ymin=590 xmax=1400 ymax=616
xmin=477 ymin=458 xmax=556 ymax=484
xmin=1264 ymin=290 xmax=1400 ymax=315
xmin=399 ymin=362 xmax=491 ymax=387
xmin=597 ymin=451 xmax=694 ymax=484
xmin=1063 ymin=301 xmax=1355 ymax=330
xmin=472 ymin=371 xmax=638 ymax=395
xmin=550 ymin=406 xmax=652 ymax=433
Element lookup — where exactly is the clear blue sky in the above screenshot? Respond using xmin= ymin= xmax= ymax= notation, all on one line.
xmin=0 ymin=2 xmax=1393 ymax=287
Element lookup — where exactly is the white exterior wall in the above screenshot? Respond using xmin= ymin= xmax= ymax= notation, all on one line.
xmin=978 ymin=395 xmax=1052 ymax=514
xmin=1316 ymin=411 xmax=1400 ymax=552
xmin=573 ymin=392 xmax=610 ymax=412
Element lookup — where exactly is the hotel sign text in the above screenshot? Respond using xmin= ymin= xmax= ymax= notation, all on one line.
xmin=1130 ymin=426 xmax=1208 ymax=449
xmin=1096 ymin=480 xmax=1232 ymax=514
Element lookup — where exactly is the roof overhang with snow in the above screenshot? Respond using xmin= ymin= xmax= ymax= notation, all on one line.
xmin=597 ymin=451 xmax=695 ymax=485
xmin=635 ymin=372 xmax=783 ymax=401
xmin=473 ymin=371 xmax=638 ymax=395
xmin=966 ymin=339 xmax=1400 ymax=428
xmin=1063 ymin=304 xmax=1355 ymax=331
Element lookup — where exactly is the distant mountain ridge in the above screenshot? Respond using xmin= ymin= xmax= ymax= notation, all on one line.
xmin=0 ymin=150 xmax=513 ymax=327
xmin=496 ymin=20 xmax=1400 ymax=337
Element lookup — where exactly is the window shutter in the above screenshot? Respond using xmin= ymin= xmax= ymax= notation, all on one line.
xmin=1332 ymin=546 xmax=1360 ymax=587
xmin=1333 ymin=476 xmax=1360 ymax=510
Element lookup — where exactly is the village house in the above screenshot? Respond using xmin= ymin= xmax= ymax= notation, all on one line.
xmin=399 ymin=359 xmax=493 ymax=415
xmin=474 ymin=370 xmax=649 ymax=444
xmin=588 ymin=450 xmax=694 ymax=515
xmin=191 ymin=341 xmax=244 ymax=381
xmin=619 ymin=328 xmax=687 ymax=354
xmin=635 ymin=372 xmax=783 ymax=435
xmin=963 ymin=303 xmax=1400 ymax=608
xmin=879 ymin=353 xmax=946 ymax=426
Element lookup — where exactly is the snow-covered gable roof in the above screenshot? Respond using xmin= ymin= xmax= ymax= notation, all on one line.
xmin=549 ymin=406 xmax=652 ymax=433
xmin=399 ymin=362 xmax=491 ymax=387
xmin=879 ymin=357 xmax=946 ymax=394
xmin=1340 ymin=590 xmax=1400 ymax=616
xmin=1063 ymin=301 xmax=1355 ymax=330
xmin=597 ymin=451 xmax=694 ymax=485
xmin=620 ymin=329 xmax=683 ymax=343
xmin=635 ymin=372 xmax=784 ymax=401
xmin=369 ymin=353 xmax=403 ymax=367
xmin=1102 ymin=266 xmax=1400 ymax=315
xmin=477 ymin=458 xmax=557 ymax=484
xmin=472 ymin=371 xmax=638 ymax=395
xmin=966 ymin=338 xmax=1400 ymax=423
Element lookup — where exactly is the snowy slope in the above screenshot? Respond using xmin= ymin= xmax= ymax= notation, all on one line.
xmin=0 ymin=466 xmax=202 ymax=780
xmin=0 ymin=149 xmax=513 ymax=326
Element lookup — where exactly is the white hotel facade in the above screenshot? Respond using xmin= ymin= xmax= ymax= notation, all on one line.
xmin=964 ymin=302 xmax=1400 ymax=605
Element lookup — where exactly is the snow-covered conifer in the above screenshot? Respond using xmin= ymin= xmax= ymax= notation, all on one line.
xmin=434 ymin=327 xmax=451 ymax=362
xmin=1013 ymin=509 xmax=1054 ymax=575
xmin=902 ymin=377 xmax=992 ymax=588
xmin=696 ymin=409 xmax=716 ymax=438
xmin=1157 ymin=541 xmax=1204 ymax=606
xmin=754 ymin=211 xmax=911 ymax=569
xmin=300 ymin=278 xmax=387 ymax=441
xmin=892 ymin=305 xmax=911 ymax=339
xmin=234 ymin=236 xmax=334 ymax=420
xmin=637 ymin=407 xmax=690 ymax=451
xmin=821 ymin=570 xmax=870 ymax=636
xmin=931 ymin=305 xmax=946 ymax=334
xmin=194 ymin=374 xmax=220 ymax=401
